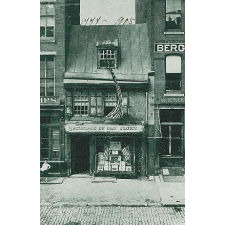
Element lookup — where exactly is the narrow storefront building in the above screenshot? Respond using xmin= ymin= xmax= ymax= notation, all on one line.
xmin=64 ymin=24 xmax=154 ymax=177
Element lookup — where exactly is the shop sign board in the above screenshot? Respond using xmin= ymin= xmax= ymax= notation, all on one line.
xmin=154 ymin=43 xmax=185 ymax=53
xmin=65 ymin=124 xmax=144 ymax=133
xmin=40 ymin=96 xmax=60 ymax=106
xmin=157 ymin=97 xmax=185 ymax=104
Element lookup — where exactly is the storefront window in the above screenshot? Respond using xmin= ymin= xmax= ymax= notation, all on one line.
xmin=160 ymin=110 xmax=184 ymax=156
xmin=40 ymin=118 xmax=61 ymax=161
xmin=96 ymin=137 xmax=135 ymax=173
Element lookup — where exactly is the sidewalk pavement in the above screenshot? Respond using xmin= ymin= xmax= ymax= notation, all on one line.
xmin=40 ymin=175 xmax=185 ymax=207
xmin=41 ymin=176 xmax=161 ymax=206
xmin=155 ymin=175 xmax=185 ymax=206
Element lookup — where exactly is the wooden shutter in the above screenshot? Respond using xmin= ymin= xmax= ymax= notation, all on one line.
xmin=66 ymin=91 xmax=72 ymax=116
xmin=122 ymin=91 xmax=129 ymax=115
xmin=90 ymin=90 xmax=97 ymax=116
xmin=96 ymin=91 xmax=104 ymax=116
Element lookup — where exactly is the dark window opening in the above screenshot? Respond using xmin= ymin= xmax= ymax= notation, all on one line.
xmin=165 ymin=73 xmax=181 ymax=90
xmin=165 ymin=0 xmax=182 ymax=30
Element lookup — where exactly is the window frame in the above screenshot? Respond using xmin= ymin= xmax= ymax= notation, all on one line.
xmin=165 ymin=0 xmax=182 ymax=31
xmin=40 ymin=123 xmax=61 ymax=161
xmin=40 ymin=2 xmax=55 ymax=40
xmin=73 ymin=90 xmax=89 ymax=117
xmin=165 ymin=54 xmax=182 ymax=92
xmin=159 ymin=109 xmax=184 ymax=156
xmin=97 ymin=47 xmax=118 ymax=69
xmin=40 ymin=54 xmax=56 ymax=96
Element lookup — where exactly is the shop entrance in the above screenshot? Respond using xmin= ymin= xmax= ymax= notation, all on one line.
xmin=71 ymin=136 xmax=90 ymax=174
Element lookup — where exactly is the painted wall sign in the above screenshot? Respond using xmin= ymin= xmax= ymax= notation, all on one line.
xmin=65 ymin=124 xmax=144 ymax=133
xmin=40 ymin=96 xmax=60 ymax=106
xmin=80 ymin=0 xmax=135 ymax=25
xmin=154 ymin=43 xmax=185 ymax=52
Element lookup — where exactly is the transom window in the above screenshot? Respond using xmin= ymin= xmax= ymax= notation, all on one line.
xmin=98 ymin=49 xmax=117 ymax=68
xmin=40 ymin=3 xmax=55 ymax=38
xmin=165 ymin=55 xmax=182 ymax=91
xmin=40 ymin=55 xmax=55 ymax=96
xmin=73 ymin=91 xmax=89 ymax=116
xmin=166 ymin=0 xmax=182 ymax=30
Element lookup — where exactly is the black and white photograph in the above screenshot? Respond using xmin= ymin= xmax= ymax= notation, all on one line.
xmin=39 ymin=0 xmax=185 ymax=224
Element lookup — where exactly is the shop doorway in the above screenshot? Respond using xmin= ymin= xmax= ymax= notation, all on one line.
xmin=71 ymin=136 xmax=90 ymax=174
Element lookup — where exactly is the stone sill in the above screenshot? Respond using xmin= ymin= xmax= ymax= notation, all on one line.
xmin=164 ymin=31 xmax=185 ymax=35
xmin=164 ymin=93 xmax=185 ymax=97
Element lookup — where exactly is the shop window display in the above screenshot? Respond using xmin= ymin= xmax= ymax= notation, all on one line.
xmin=96 ymin=137 xmax=134 ymax=173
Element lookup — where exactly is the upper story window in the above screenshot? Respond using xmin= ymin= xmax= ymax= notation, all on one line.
xmin=165 ymin=55 xmax=182 ymax=91
xmin=73 ymin=91 xmax=89 ymax=116
xmin=165 ymin=0 xmax=181 ymax=30
xmin=104 ymin=92 xmax=117 ymax=115
xmin=40 ymin=3 xmax=55 ymax=39
xmin=98 ymin=49 xmax=117 ymax=69
xmin=40 ymin=55 xmax=55 ymax=96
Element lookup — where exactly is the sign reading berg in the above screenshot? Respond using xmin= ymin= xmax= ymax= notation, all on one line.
xmin=65 ymin=124 xmax=144 ymax=133
xmin=154 ymin=43 xmax=185 ymax=53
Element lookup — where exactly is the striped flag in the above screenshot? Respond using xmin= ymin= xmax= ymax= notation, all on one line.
xmin=122 ymin=146 xmax=130 ymax=161
xmin=103 ymin=146 xmax=110 ymax=160
xmin=105 ymin=56 xmax=123 ymax=119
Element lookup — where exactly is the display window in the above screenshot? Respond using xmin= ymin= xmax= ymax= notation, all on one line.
xmin=95 ymin=137 xmax=135 ymax=173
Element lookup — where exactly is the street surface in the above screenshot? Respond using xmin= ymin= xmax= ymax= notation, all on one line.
xmin=41 ymin=205 xmax=185 ymax=225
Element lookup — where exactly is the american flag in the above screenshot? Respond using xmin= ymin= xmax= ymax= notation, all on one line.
xmin=103 ymin=146 xmax=110 ymax=160
xmin=105 ymin=57 xmax=123 ymax=119
xmin=122 ymin=146 xmax=130 ymax=161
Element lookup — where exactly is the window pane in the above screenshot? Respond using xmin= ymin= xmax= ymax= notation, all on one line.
xmin=166 ymin=73 xmax=181 ymax=90
xmin=40 ymin=86 xmax=45 ymax=96
xmin=40 ymin=67 xmax=45 ymax=78
xmin=46 ymin=27 xmax=54 ymax=37
xmin=166 ymin=56 xmax=181 ymax=73
xmin=161 ymin=125 xmax=169 ymax=137
xmin=52 ymin=139 xmax=60 ymax=149
xmin=171 ymin=139 xmax=182 ymax=155
xmin=46 ymin=4 xmax=55 ymax=15
xmin=40 ymin=27 xmax=45 ymax=37
xmin=40 ymin=17 xmax=46 ymax=26
xmin=171 ymin=125 xmax=182 ymax=138
xmin=46 ymin=68 xmax=54 ymax=78
xmin=166 ymin=14 xmax=181 ymax=29
xmin=160 ymin=110 xmax=183 ymax=122
xmin=46 ymin=17 xmax=54 ymax=26
xmin=40 ymin=4 xmax=46 ymax=16
xmin=166 ymin=0 xmax=181 ymax=13
xmin=160 ymin=139 xmax=169 ymax=155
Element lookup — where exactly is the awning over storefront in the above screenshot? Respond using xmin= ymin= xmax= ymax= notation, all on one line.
xmin=65 ymin=123 xmax=144 ymax=134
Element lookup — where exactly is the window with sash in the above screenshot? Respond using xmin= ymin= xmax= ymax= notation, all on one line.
xmin=40 ymin=3 xmax=55 ymax=39
xmin=73 ymin=90 xmax=89 ymax=116
xmin=165 ymin=55 xmax=182 ymax=91
xmin=160 ymin=110 xmax=184 ymax=156
xmin=40 ymin=117 xmax=61 ymax=161
xmin=40 ymin=55 xmax=55 ymax=96
xmin=98 ymin=49 xmax=117 ymax=69
xmin=165 ymin=0 xmax=182 ymax=30
xmin=65 ymin=90 xmax=129 ymax=117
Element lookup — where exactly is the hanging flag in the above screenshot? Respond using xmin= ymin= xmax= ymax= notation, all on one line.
xmin=122 ymin=146 xmax=130 ymax=161
xmin=105 ymin=56 xmax=123 ymax=119
xmin=103 ymin=145 xmax=110 ymax=160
